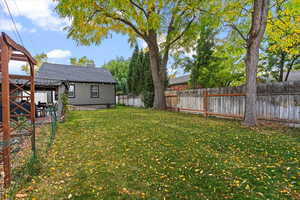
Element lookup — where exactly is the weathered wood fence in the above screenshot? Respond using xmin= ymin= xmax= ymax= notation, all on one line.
xmin=117 ymin=81 xmax=300 ymax=127
xmin=117 ymin=95 xmax=144 ymax=107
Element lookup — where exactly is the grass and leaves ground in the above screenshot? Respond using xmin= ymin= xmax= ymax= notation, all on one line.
xmin=16 ymin=107 xmax=300 ymax=199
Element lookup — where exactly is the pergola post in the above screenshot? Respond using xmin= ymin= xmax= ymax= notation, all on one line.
xmin=0 ymin=36 xmax=12 ymax=188
xmin=0 ymin=32 xmax=37 ymax=188
xmin=30 ymin=62 xmax=36 ymax=156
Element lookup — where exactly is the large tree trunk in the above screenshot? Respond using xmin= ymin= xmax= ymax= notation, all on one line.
xmin=147 ymin=31 xmax=167 ymax=109
xmin=244 ymin=0 xmax=269 ymax=126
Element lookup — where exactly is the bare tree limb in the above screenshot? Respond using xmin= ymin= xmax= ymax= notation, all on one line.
xmin=129 ymin=0 xmax=148 ymax=19
xmin=228 ymin=24 xmax=248 ymax=42
xmin=285 ymin=55 xmax=300 ymax=81
xmin=161 ymin=15 xmax=175 ymax=69
xmin=112 ymin=16 xmax=147 ymax=39
xmin=167 ymin=15 xmax=196 ymax=48
xmin=94 ymin=3 xmax=147 ymax=40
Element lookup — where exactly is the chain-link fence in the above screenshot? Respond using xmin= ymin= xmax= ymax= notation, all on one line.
xmin=0 ymin=105 xmax=58 ymax=196
xmin=47 ymin=106 xmax=58 ymax=147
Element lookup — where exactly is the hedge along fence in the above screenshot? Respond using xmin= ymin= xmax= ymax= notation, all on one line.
xmin=117 ymin=81 xmax=300 ymax=127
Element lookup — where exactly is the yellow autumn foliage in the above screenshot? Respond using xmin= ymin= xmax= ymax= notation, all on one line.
xmin=267 ymin=1 xmax=300 ymax=55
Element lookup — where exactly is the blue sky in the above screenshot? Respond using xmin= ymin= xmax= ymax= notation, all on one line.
xmin=0 ymin=0 xmax=134 ymax=75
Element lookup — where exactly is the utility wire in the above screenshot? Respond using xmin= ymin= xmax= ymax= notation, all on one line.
xmin=2 ymin=0 xmax=24 ymax=47
xmin=0 ymin=1 xmax=19 ymax=40
xmin=11 ymin=0 xmax=21 ymax=17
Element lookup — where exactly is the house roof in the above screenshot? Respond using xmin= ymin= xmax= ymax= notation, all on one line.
xmin=169 ymin=74 xmax=190 ymax=85
xmin=284 ymin=70 xmax=300 ymax=81
xmin=0 ymin=73 xmax=61 ymax=86
xmin=37 ymin=62 xmax=116 ymax=84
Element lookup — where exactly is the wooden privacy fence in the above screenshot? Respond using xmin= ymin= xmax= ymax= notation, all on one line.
xmin=118 ymin=81 xmax=300 ymax=127
xmin=117 ymin=95 xmax=144 ymax=107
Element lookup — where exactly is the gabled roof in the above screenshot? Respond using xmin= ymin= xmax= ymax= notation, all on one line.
xmin=37 ymin=62 xmax=116 ymax=84
xmin=169 ymin=74 xmax=190 ymax=85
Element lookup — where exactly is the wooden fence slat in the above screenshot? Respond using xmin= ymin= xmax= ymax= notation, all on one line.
xmin=117 ymin=81 xmax=300 ymax=126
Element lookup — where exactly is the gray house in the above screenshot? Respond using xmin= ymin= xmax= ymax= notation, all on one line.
xmin=37 ymin=63 xmax=116 ymax=112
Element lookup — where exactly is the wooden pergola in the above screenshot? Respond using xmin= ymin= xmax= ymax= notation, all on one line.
xmin=0 ymin=32 xmax=36 ymax=187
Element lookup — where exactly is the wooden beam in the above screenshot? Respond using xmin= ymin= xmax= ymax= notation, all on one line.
xmin=2 ymin=32 xmax=37 ymax=65
xmin=0 ymin=53 xmax=28 ymax=62
xmin=11 ymin=53 xmax=28 ymax=62
xmin=9 ymin=74 xmax=31 ymax=80
xmin=0 ymin=35 xmax=12 ymax=188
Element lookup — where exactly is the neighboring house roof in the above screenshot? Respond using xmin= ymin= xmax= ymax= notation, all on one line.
xmin=37 ymin=62 xmax=116 ymax=84
xmin=0 ymin=73 xmax=62 ymax=87
xmin=169 ymin=74 xmax=190 ymax=86
xmin=284 ymin=70 xmax=300 ymax=81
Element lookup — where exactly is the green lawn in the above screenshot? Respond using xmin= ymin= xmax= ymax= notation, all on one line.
xmin=18 ymin=107 xmax=300 ymax=199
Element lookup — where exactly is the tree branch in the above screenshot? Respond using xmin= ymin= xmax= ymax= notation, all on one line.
xmin=129 ymin=0 xmax=148 ymax=18
xmin=228 ymin=24 xmax=247 ymax=42
xmin=112 ymin=16 xmax=146 ymax=39
xmin=285 ymin=55 xmax=300 ymax=81
xmin=94 ymin=3 xmax=147 ymax=39
xmin=167 ymin=15 xmax=196 ymax=48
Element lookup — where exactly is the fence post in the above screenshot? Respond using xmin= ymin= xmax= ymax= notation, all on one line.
xmin=177 ymin=92 xmax=180 ymax=112
xmin=204 ymin=89 xmax=208 ymax=118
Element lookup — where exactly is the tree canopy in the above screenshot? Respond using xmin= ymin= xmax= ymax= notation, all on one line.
xmin=70 ymin=56 xmax=95 ymax=66
xmin=56 ymin=0 xmax=299 ymax=124
xmin=55 ymin=0 xmax=218 ymax=109
xmin=21 ymin=53 xmax=48 ymax=74
xmin=261 ymin=0 xmax=300 ymax=81
xmin=103 ymin=57 xmax=130 ymax=94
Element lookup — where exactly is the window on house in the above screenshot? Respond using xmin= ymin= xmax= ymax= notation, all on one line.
xmin=68 ymin=84 xmax=75 ymax=98
xmin=55 ymin=90 xmax=58 ymax=101
xmin=90 ymin=85 xmax=99 ymax=98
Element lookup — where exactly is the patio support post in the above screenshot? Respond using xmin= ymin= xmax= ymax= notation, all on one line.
xmin=30 ymin=62 xmax=36 ymax=157
xmin=0 ymin=36 xmax=12 ymax=188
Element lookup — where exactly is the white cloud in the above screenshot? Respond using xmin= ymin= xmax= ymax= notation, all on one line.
xmin=47 ymin=49 xmax=71 ymax=59
xmin=0 ymin=17 xmax=22 ymax=31
xmin=9 ymin=60 xmax=27 ymax=75
xmin=1 ymin=0 xmax=68 ymax=31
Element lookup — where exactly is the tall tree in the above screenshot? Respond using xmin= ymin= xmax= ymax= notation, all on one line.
xmin=185 ymin=35 xmax=244 ymax=88
xmin=103 ymin=57 xmax=130 ymax=94
xmin=21 ymin=53 xmax=48 ymax=74
xmin=185 ymin=26 xmax=218 ymax=88
xmin=137 ymin=50 xmax=146 ymax=94
xmin=127 ymin=45 xmax=140 ymax=94
xmin=142 ymin=51 xmax=154 ymax=108
xmin=56 ymin=0 xmax=208 ymax=109
xmin=221 ymin=0 xmax=269 ymax=126
xmin=244 ymin=0 xmax=270 ymax=126
xmin=70 ymin=56 xmax=95 ymax=66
